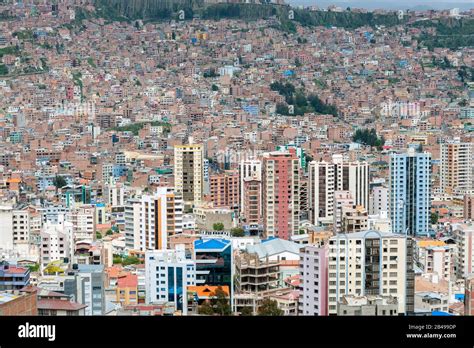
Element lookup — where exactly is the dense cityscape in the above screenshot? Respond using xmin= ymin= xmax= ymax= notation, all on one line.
xmin=0 ymin=0 xmax=473 ymax=319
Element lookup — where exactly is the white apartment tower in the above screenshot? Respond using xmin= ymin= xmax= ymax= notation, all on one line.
xmin=145 ymin=247 xmax=196 ymax=315
xmin=125 ymin=188 xmax=183 ymax=251
xmin=40 ymin=217 xmax=73 ymax=268
xmin=327 ymin=231 xmax=414 ymax=315
xmin=309 ymin=155 xmax=369 ymax=225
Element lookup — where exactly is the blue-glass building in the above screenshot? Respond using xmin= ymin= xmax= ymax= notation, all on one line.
xmin=194 ymin=239 xmax=233 ymax=294
xmin=390 ymin=149 xmax=431 ymax=236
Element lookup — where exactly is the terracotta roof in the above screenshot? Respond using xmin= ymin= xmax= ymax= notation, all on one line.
xmin=6 ymin=178 xmax=21 ymax=183
xmin=187 ymin=285 xmax=230 ymax=298
xmin=4 ymin=266 xmax=28 ymax=274
xmin=117 ymin=274 xmax=138 ymax=288
xmin=38 ymin=299 xmax=87 ymax=311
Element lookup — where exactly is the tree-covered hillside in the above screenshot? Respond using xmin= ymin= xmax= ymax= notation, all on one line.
xmin=91 ymin=0 xmax=406 ymax=29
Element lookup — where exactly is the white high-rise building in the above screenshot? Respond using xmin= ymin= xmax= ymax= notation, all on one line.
xmin=65 ymin=205 xmax=96 ymax=242
xmin=0 ymin=205 xmax=14 ymax=249
xmin=327 ymin=231 xmax=414 ymax=315
xmin=309 ymin=155 xmax=369 ymax=225
xmin=40 ymin=217 xmax=73 ymax=268
xmin=452 ymin=223 xmax=474 ymax=279
xmin=370 ymin=186 xmax=389 ymax=215
xmin=0 ymin=205 xmax=43 ymax=248
xmin=124 ymin=188 xmax=183 ymax=251
xmin=125 ymin=198 xmax=141 ymax=250
xmin=104 ymin=181 xmax=126 ymax=207
xmin=145 ymin=247 xmax=196 ymax=315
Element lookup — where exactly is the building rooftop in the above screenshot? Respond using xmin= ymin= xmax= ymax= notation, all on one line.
xmin=332 ymin=230 xmax=404 ymax=239
xmin=187 ymin=285 xmax=230 ymax=299
xmin=0 ymin=292 xmax=21 ymax=305
xmin=247 ymin=238 xmax=302 ymax=259
xmin=117 ymin=274 xmax=138 ymax=288
xmin=194 ymin=238 xmax=231 ymax=251
xmin=37 ymin=299 xmax=87 ymax=311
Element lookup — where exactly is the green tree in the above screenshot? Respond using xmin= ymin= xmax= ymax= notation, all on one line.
xmin=106 ymin=229 xmax=114 ymax=236
xmin=53 ymin=175 xmax=67 ymax=190
xmin=113 ymin=255 xmax=141 ymax=266
xmin=211 ymin=84 xmax=219 ymax=91
xmin=0 ymin=64 xmax=8 ymax=75
xmin=27 ymin=263 xmax=40 ymax=272
xmin=240 ymin=306 xmax=253 ymax=316
xmin=430 ymin=212 xmax=439 ymax=225
xmin=198 ymin=301 xmax=214 ymax=315
xmin=258 ymin=299 xmax=284 ymax=316
xmin=211 ymin=286 xmax=232 ymax=316
xmin=231 ymin=227 xmax=245 ymax=237
xmin=352 ymin=128 xmax=384 ymax=148
xmin=96 ymin=231 xmax=102 ymax=239
xmin=213 ymin=222 xmax=224 ymax=231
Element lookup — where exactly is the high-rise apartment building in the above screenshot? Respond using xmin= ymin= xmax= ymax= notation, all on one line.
xmin=309 ymin=160 xmax=335 ymax=225
xmin=145 ymin=248 xmax=196 ymax=315
xmin=0 ymin=205 xmax=42 ymax=248
xmin=327 ymin=231 xmax=414 ymax=316
xmin=209 ymin=170 xmax=240 ymax=209
xmin=124 ymin=198 xmax=141 ymax=250
xmin=239 ymin=158 xmax=262 ymax=215
xmin=242 ymin=176 xmax=262 ymax=226
xmin=124 ymin=188 xmax=183 ymax=251
xmin=389 ymin=149 xmax=431 ymax=236
xmin=451 ymin=223 xmax=474 ymax=279
xmin=174 ymin=144 xmax=204 ymax=207
xmin=332 ymin=155 xmax=369 ymax=210
xmin=309 ymin=155 xmax=369 ymax=225
xmin=65 ymin=205 xmax=96 ymax=242
xmin=194 ymin=239 xmax=233 ymax=294
xmin=370 ymin=186 xmax=389 ymax=215
xmin=40 ymin=218 xmax=73 ymax=268
xmin=440 ymin=140 xmax=473 ymax=195
xmin=262 ymin=150 xmax=300 ymax=240
xmin=298 ymin=244 xmax=328 ymax=316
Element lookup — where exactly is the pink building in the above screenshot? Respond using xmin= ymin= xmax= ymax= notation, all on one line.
xmin=298 ymin=244 xmax=328 ymax=316
xmin=262 ymin=150 xmax=299 ymax=240
xmin=209 ymin=170 xmax=239 ymax=209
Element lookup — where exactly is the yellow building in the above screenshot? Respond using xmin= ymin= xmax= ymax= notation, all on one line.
xmin=116 ymin=274 xmax=138 ymax=306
